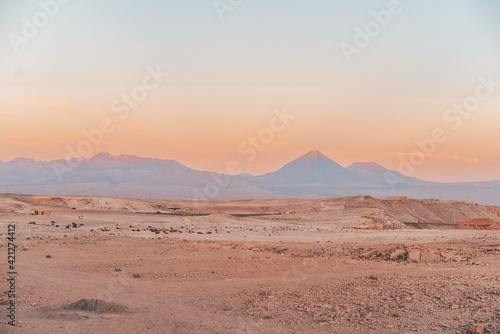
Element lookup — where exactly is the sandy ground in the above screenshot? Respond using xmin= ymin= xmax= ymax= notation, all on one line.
xmin=1 ymin=194 xmax=500 ymax=333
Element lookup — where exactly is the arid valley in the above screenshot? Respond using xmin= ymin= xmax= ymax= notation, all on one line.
xmin=3 ymin=1 xmax=500 ymax=333
xmin=1 ymin=194 xmax=500 ymax=333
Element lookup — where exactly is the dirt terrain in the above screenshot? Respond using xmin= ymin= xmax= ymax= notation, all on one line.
xmin=1 ymin=194 xmax=499 ymax=333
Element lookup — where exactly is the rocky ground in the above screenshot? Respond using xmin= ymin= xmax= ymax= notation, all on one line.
xmin=1 ymin=194 xmax=499 ymax=333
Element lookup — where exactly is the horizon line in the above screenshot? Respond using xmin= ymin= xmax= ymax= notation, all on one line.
xmin=1 ymin=150 xmax=499 ymax=185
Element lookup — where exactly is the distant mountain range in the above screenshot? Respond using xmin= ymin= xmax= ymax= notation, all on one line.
xmin=1 ymin=151 xmax=499 ymax=205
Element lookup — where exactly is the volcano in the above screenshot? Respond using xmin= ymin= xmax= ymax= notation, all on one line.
xmin=252 ymin=150 xmax=366 ymax=186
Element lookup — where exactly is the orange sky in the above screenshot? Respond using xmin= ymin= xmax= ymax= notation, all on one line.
xmin=1 ymin=1 xmax=500 ymax=182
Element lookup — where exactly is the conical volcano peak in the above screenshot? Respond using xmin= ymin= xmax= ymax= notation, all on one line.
xmin=308 ymin=150 xmax=321 ymax=156
xmin=301 ymin=150 xmax=328 ymax=160
xmin=254 ymin=150 xmax=364 ymax=185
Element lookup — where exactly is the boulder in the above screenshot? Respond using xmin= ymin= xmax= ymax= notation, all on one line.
xmin=390 ymin=249 xmax=407 ymax=260
xmin=407 ymin=249 xmax=421 ymax=262
xmin=420 ymin=251 xmax=441 ymax=262
xmin=470 ymin=324 xmax=485 ymax=334
xmin=361 ymin=246 xmax=392 ymax=258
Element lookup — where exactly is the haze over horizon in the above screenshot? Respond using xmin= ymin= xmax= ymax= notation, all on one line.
xmin=1 ymin=0 xmax=500 ymax=182
xmin=2 ymin=150 xmax=500 ymax=185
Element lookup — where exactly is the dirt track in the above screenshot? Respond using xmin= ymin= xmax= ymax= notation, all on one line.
xmin=1 ymin=195 xmax=500 ymax=333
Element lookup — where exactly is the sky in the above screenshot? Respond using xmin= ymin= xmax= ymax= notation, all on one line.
xmin=1 ymin=0 xmax=499 ymax=182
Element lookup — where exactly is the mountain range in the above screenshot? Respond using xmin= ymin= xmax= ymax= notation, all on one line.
xmin=1 ymin=151 xmax=499 ymax=205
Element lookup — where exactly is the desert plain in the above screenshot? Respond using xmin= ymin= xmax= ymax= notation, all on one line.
xmin=1 ymin=193 xmax=500 ymax=334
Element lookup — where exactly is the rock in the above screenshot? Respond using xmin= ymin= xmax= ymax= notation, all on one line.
xmin=63 ymin=299 xmax=127 ymax=313
xmin=420 ymin=251 xmax=441 ymax=262
xmin=407 ymin=249 xmax=421 ymax=262
xmin=361 ymin=246 xmax=392 ymax=258
xmin=361 ymin=249 xmax=380 ymax=258
xmin=470 ymin=324 xmax=485 ymax=334
xmin=390 ymin=249 xmax=407 ymax=260
xmin=374 ymin=224 xmax=388 ymax=230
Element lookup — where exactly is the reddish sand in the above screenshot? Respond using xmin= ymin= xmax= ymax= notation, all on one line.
xmin=1 ymin=194 xmax=499 ymax=333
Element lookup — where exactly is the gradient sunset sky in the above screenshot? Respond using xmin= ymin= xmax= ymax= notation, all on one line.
xmin=1 ymin=0 xmax=499 ymax=182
